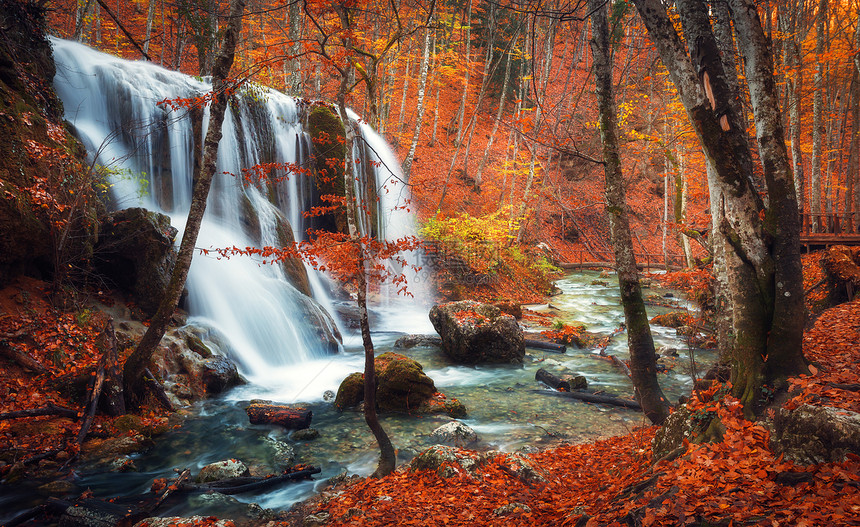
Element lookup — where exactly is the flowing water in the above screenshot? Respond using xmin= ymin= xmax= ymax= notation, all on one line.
xmin=1 ymin=39 xmax=711 ymax=520
xmin=53 ymin=271 xmax=710 ymax=520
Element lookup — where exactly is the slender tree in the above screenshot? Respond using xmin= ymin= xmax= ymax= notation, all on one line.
xmin=590 ymin=0 xmax=669 ymax=425
xmin=123 ymin=0 xmax=245 ymax=409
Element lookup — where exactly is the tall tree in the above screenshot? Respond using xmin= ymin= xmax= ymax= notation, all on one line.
xmin=123 ymin=0 xmax=245 ymax=408
xmin=590 ymin=0 xmax=669 ymax=425
xmin=810 ymin=0 xmax=828 ymax=230
xmin=631 ymin=0 xmax=808 ymax=418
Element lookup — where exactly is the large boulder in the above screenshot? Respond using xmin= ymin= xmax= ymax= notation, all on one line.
xmin=334 ymin=353 xmax=466 ymax=417
xmin=375 ymin=352 xmax=436 ymax=412
xmin=429 ymin=300 xmax=524 ymax=364
xmin=95 ymin=208 xmax=178 ymax=316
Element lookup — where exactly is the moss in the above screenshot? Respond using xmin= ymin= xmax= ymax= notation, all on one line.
xmin=334 ymin=372 xmax=364 ymax=410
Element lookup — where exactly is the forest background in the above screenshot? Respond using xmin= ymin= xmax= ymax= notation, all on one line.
xmin=46 ymin=0 xmax=860 ymax=304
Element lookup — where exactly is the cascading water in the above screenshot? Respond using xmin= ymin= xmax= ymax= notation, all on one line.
xmin=50 ymin=37 xmax=426 ymax=385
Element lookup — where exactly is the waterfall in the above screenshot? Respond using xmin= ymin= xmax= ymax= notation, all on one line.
xmin=50 ymin=38 xmax=430 ymax=383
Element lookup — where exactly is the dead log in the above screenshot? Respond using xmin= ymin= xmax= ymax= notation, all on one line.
xmin=0 ymin=403 xmax=78 ymax=420
xmin=185 ymin=467 xmax=321 ymax=495
xmin=246 ymin=403 xmax=312 ymax=429
xmin=524 ymin=339 xmax=567 ymax=353
xmin=533 ymin=389 xmax=642 ymax=410
xmin=76 ymin=361 xmax=106 ymax=445
xmin=535 ymin=368 xmax=571 ymax=391
xmin=0 ymin=340 xmax=48 ymax=374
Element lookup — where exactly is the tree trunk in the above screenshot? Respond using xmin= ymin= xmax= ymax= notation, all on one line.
xmin=454 ymin=0 xmax=472 ymax=146
xmin=284 ymin=0 xmax=303 ymax=95
xmin=143 ymin=0 xmax=156 ymax=55
xmin=476 ymin=23 xmax=518 ymax=186
xmin=333 ymin=5 xmax=396 ymax=478
xmin=810 ymin=0 xmax=828 ymax=231
xmin=632 ymin=0 xmax=807 ymax=418
xmin=402 ymin=11 xmax=434 ymax=179
xmin=729 ymin=0 xmax=807 ymax=388
xmin=123 ymin=0 xmax=244 ymax=410
xmin=590 ymin=0 xmax=669 ymax=425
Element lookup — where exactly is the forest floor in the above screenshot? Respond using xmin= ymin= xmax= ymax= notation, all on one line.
xmin=1 ymin=260 xmax=860 ymax=526
xmin=289 ymin=292 xmax=860 ymax=526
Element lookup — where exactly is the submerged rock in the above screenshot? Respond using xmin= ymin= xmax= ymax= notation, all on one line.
xmin=393 ymin=334 xmax=442 ymax=349
xmin=429 ymin=300 xmax=524 ymax=364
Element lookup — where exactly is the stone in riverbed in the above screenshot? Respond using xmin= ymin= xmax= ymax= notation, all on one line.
xmin=333 ymin=353 xmax=466 ymax=417
xmin=195 ymin=459 xmax=250 ymax=483
xmin=429 ymin=300 xmax=524 ymax=364
xmin=429 ymin=421 xmax=478 ymax=447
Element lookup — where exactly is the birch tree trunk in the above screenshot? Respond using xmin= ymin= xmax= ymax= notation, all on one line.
xmin=123 ymin=0 xmax=244 ymax=409
xmin=454 ymin=0 xmax=472 ymax=146
xmin=476 ymin=26 xmax=517 ymax=185
xmin=590 ymin=0 xmax=668 ymax=425
xmin=810 ymin=0 xmax=828 ymax=230
xmin=402 ymin=13 xmax=434 ymax=179
xmin=143 ymin=0 xmax=156 ymax=55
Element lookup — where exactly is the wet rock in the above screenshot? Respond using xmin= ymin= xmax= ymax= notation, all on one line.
xmin=429 ymin=300 xmax=524 ymax=364
xmin=417 ymin=394 xmax=468 ymax=418
xmin=37 ymin=480 xmax=78 ymax=496
xmin=292 ymin=428 xmax=320 ymax=441
xmin=196 ymin=459 xmax=251 ymax=483
xmin=393 ymin=334 xmax=442 ymax=349
xmin=591 ymin=280 xmax=609 ymax=286
xmin=95 ymin=208 xmax=178 ymax=317
xmin=429 ymin=421 xmax=478 ymax=447
xmin=334 ymin=354 xmax=466 ymax=418
xmin=302 ymin=512 xmax=331 ymax=527
xmin=409 ymin=445 xmax=487 ymax=478
xmin=262 ymin=436 xmax=296 ymax=468
xmin=658 ymin=346 xmax=680 ymax=358
xmin=79 ymin=434 xmax=153 ymax=472
xmin=497 ymin=452 xmax=549 ymax=484
xmin=771 ymin=404 xmax=860 ymax=465
xmin=375 ymin=352 xmax=437 ymax=412
xmin=563 ymin=374 xmax=588 ymax=390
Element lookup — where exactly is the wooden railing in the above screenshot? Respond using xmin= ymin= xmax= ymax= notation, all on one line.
xmin=800 ymin=212 xmax=859 ymax=236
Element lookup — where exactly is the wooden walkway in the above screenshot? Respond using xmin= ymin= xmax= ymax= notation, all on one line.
xmin=800 ymin=213 xmax=860 ymax=248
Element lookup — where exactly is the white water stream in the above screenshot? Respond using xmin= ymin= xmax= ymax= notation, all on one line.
xmin=51 ymin=38 xmax=430 ymax=390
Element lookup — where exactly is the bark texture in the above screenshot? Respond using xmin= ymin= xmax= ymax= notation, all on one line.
xmin=632 ymin=0 xmax=807 ymax=417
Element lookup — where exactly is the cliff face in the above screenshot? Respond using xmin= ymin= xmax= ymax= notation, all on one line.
xmin=0 ymin=0 xmax=97 ymax=286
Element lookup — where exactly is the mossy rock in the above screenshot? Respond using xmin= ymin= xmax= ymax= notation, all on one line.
xmin=334 ymin=372 xmax=364 ymax=410
xmin=650 ymin=311 xmax=691 ymax=328
xmin=375 ymin=352 xmax=436 ymax=412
